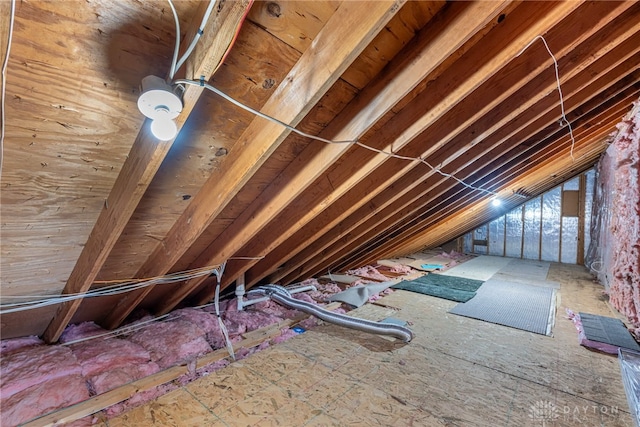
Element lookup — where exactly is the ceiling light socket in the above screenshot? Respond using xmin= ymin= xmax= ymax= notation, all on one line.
xmin=137 ymin=75 xmax=183 ymax=120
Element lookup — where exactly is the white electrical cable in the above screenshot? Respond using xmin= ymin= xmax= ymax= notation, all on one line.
xmin=60 ymin=313 xmax=174 ymax=346
xmin=0 ymin=265 xmax=222 ymax=314
xmin=165 ymin=0 xmax=181 ymax=81
xmin=517 ymin=35 xmax=577 ymax=161
xmin=173 ymin=1 xmax=217 ymax=75
xmin=1 ymin=0 xmax=16 ymax=179
xmin=211 ymin=261 xmax=236 ymax=360
xmin=174 ymin=79 xmax=520 ymax=200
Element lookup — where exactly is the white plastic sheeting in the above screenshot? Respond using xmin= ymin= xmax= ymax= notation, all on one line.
xmin=458 ymin=170 xmax=594 ymax=264
xmin=619 ymin=348 xmax=640 ymax=427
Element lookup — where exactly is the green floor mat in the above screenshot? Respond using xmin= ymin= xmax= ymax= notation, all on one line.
xmin=392 ymin=274 xmax=484 ymax=302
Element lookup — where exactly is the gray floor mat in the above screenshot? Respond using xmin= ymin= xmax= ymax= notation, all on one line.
xmin=580 ymin=313 xmax=640 ymax=351
xmin=449 ymin=279 xmax=556 ymax=335
xmin=438 ymin=256 xmax=512 ymax=281
xmin=498 ymin=259 xmax=551 ymax=281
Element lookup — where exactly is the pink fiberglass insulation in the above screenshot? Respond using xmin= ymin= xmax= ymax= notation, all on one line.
xmin=306 ymin=280 xmax=351 ymax=302
xmin=127 ymin=319 xmax=212 ymax=369
xmin=1 ymin=344 xmax=83 ymax=400
xmin=588 ymin=101 xmax=640 ymax=326
xmin=271 ymin=327 xmax=299 ymax=344
xmin=349 ymin=278 xmax=374 ymax=288
xmin=59 ymin=321 xmax=106 ymax=344
xmin=223 ymin=305 xmax=284 ymax=333
xmin=251 ymin=298 xmax=301 ymax=319
xmin=389 ymin=264 xmax=413 ymax=274
xmin=293 ymin=292 xmax=318 ymax=305
xmin=0 ymin=335 xmax=43 ymax=356
xmin=69 ymin=337 xmax=160 ymax=395
xmin=1 ymin=374 xmax=91 ymax=427
xmin=347 ymin=265 xmax=389 ymax=281
xmin=168 ymin=308 xmax=229 ymax=349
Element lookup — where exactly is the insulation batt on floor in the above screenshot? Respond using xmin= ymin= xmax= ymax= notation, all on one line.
xmin=588 ymin=101 xmax=640 ymax=332
xmin=1 ymin=273 xmax=398 ymax=426
xmin=347 ymin=265 xmax=391 ymax=281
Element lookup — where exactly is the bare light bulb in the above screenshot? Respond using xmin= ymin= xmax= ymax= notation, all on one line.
xmin=150 ymin=117 xmax=178 ymax=141
xmin=137 ymin=75 xmax=182 ymax=140
xmin=491 ymin=198 xmax=501 ymax=207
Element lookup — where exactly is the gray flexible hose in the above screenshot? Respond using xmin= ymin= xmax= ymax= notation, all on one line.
xmin=252 ymin=287 xmax=413 ymax=342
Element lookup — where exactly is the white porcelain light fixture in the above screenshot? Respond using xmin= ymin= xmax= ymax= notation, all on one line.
xmin=137 ymin=75 xmax=183 ymax=140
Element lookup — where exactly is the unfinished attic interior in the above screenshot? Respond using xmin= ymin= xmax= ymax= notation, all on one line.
xmin=1 ymin=0 xmax=640 ymax=424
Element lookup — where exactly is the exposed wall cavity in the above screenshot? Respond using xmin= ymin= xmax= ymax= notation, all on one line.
xmin=460 ymin=170 xmax=595 ymax=264
xmin=586 ymin=101 xmax=640 ymax=327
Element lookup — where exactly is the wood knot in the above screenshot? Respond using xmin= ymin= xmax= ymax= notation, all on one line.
xmin=267 ymin=2 xmax=281 ymax=18
xmin=262 ymin=78 xmax=276 ymax=89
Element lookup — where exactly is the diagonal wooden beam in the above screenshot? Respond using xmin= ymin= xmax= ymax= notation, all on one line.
xmin=100 ymin=0 xmax=406 ymax=329
xmin=42 ymin=0 xmax=252 ymax=343
xmin=155 ymin=0 xmax=511 ymax=312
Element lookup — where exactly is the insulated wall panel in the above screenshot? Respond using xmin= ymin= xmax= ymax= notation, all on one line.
xmin=561 ymin=216 xmax=579 ymax=264
xmin=488 ymin=217 xmax=505 ymax=256
xmin=448 ymin=170 xmax=594 ymax=265
xmin=463 ymin=232 xmax=473 ymax=253
xmin=523 ymin=198 xmax=542 ymax=260
xmin=541 ymin=188 xmax=561 ymax=262
xmin=505 ymin=208 xmax=523 ymax=258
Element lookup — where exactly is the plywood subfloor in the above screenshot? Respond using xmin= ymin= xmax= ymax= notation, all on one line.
xmin=108 ymin=262 xmax=634 ymax=426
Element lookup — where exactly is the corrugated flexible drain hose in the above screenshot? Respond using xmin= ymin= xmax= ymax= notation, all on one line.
xmin=250 ymin=286 xmax=413 ymax=342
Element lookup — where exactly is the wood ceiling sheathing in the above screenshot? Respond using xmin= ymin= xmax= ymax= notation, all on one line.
xmin=96 ymin=19 xmax=304 ymax=280
xmin=0 ymin=0 xmax=199 ymax=297
xmin=1 ymin=1 xmax=639 ymax=339
xmin=332 ymin=91 xmax=636 ymax=272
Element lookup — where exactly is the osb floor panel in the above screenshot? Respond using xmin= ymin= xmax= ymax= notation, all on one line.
xmin=108 ymin=263 xmax=634 ymax=426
